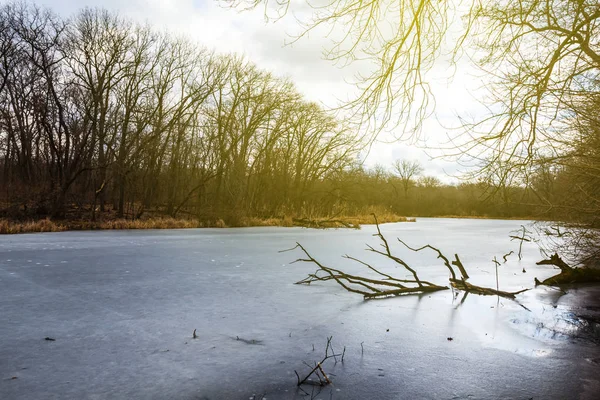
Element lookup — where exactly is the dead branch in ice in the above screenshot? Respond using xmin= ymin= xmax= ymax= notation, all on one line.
xmin=295 ymin=337 xmax=341 ymax=387
xmin=287 ymin=240 xmax=448 ymax=299
xmin=502 ymin=251 xmax=514 ymax=263
xmin=510 ymin=225 xmax=533 ymax=260
xmin=234 ymin=336 xmax=264 ymax=345
xmin=492 ymin=257 xmax=501 ymax=291
xmin=284 ymin=215 xmax=528 ymax=300
xmin=449 ymin=278 xmax=528 ymax=298
xmin=397 ymin=236 xmax=526 ymax=299
xmin=535 ymin=253 xmax=600 ymax=286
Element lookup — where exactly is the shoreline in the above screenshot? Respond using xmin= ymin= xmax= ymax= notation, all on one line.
xmin=0 ymin=214 xmax=416 ymax=234
xmin=0 ymin=213 xmax=553 ymax=235
xmin=416 ymin=215 xmax=541 ymax=221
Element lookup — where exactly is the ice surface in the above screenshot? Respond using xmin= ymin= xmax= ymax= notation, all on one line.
xmin=0 ymin=218 xmax=599 ymax=399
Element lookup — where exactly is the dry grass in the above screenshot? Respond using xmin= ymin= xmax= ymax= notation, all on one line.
xmin=0 ymin=218 xmax=67 ymax=234
xmin=0 ymin=217 xmax=207 ymax=234
xmin=0 ymin=212 xmax=414 ymax=234
xmin=333 ymin=205 xmax=416 ymax=225
xmin=231 ymin=216 xmax=294 ymax=227
xmin=98 ymin=218 xmax=201 ymax=230
xmin=214 ymin=218 xmax=227 ymax=228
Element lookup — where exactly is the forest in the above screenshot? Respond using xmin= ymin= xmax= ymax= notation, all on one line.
xmin=0 ymin=1 xmax=598 ymax=241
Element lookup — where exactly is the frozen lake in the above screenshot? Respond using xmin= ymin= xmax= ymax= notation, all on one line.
xmin=1 ymin=218 xmax=599 ymax=399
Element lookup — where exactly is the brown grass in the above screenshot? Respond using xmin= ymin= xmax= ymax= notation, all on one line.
xmin=231 ymin=216 xmax=294 ymax=227
xmin=98 ymin=218 xmax=201 ymax=230
xmin=0 ymin=212 xmax=414 ymax=234
xmin=0 ymin=218 xmax=67 ymax=234
xmin=0 ymin=217 xmax=208 ymax=234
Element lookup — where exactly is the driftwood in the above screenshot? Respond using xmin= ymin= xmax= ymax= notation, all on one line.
xmin=285 ymin=215 xmax=527 ymax=300
xmin=535 ymin=253 xmax=600 ymax=286
xmin=292 ymin=217 xmax=359 ymax=229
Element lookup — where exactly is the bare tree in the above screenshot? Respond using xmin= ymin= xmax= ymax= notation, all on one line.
xmin=392 ymin=159 xmax=423 ymax=198
xmin=419 ymin=175 xmax=440 ymax=189
xmin=65 ymin=8 xmax=131 ymax=217
xmin=3 ymin=2 xmax=97 ymax=216
xmin=225 ymin=1 xmax=600 ymax=166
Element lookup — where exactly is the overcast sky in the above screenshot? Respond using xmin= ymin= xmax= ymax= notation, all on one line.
xmin=37 ymin=0 xmax=484 ymax=182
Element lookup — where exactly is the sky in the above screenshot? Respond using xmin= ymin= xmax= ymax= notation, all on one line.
xmin=37 ymin=0 xmax=484 ymax=182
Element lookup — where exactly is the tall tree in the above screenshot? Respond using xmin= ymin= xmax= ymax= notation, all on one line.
xmin=393 ymin=159 xmax=423 ymax=198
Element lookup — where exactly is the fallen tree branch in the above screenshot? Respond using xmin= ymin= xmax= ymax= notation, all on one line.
xmin=397 ymin=239 xmax=459 ymax=280
xmin=536 ymin=253 xmax=573 ymax=273
xmin=290 ymin=243 xmax=448 ymax=298
xmin=452 ymin=254 xmax=470 ymax=280
xmin=285 ymin=215 xmax=527 ymax=300
xmin=450 ymin=278 xmax=528 ymax=299
xmin=396 ymin=237 xmax=524 ymax=299
xmin=368 ymin=214 xmax=425 ymax=286
xmin=292 ymin=217 xmax=359 ymax=229
xmin=535 ymin=253 xmax=600 ymax=286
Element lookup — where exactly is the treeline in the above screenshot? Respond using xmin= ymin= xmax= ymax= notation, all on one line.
xmin=329 ymin=164 xmax=540 ymax=219
xmin=0 ymin=2 xmax=361 ymax=222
